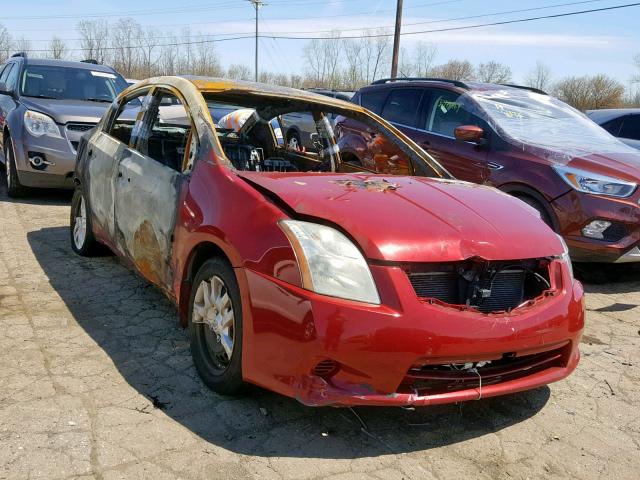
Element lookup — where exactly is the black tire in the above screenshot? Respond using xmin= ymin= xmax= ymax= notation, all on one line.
xmin=4 ymin=138 xmax=27 ymax=198
xmin=514 ymin=194 xmax=554 ymax=230
xmin=70 ymin=187 xmax=100 ymax=256
xmin=189 ymin=257 xmax=244 ymax=395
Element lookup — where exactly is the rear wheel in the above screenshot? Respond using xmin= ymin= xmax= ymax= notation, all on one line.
xmin=4 ymin=138 xmax=26 ymax=198
xmin=70 ymin=187 xmax=100 ymax=256
xmin=189 ymin=257 xmax=244 ymax=395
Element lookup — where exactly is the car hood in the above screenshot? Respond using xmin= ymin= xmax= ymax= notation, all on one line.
xmin=239 ymin=172 xmax=563 ymax=263
xmin=547 ymin=149 xmax=640 ymax=184
xmin=21 ymin=97 xmax=112 ymax=124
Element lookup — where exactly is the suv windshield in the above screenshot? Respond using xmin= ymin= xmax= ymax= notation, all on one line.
xmin=471 ymin=90 xmax=636 ymax=155
xmin=20 ymin=65 xmax=128 ymax=102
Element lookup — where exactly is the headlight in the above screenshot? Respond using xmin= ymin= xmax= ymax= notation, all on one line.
xmin=553 ymin=165 xmax=636 ymax=198
xmin=555 ymin=235 xmax=574 ymax=281
xmin=280 ymin=220 xmax=380 ymax=304
xmin=24 ymin=110 xmax=61 ymax=138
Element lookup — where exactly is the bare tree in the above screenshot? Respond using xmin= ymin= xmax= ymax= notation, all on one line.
xmin=111 ymin=18 xmax=141 ymax=78
xmin=227 ymin=64 xmax=253 ymax=81
xmin=397 ymin=47 xmax=413 ymax=78
xmin=303 ymin=31 xmax=342 ymax=88
xmin=192 ymin=36 xmax=222 ymax=77
xmin=525 ymin=61 xmax=552 ymax=91
xmin=361 ymin=29 xmax=391 ymax=83
xmin=138 ymin=27 xmax=160 ymax=79
xmin=633 ymin=53 xmax=640 ymax=83
xmin=0 ymin=24 xmax=12 ymax=63
xmin=477 ymin=61 xmax=512 ymax=83
xmin=49 ymin=36 xmax=67 ymax=59
xmin=412 ymin=41 xmax=437 ymax=77
xmin=343 ymin=38 xmax=364 ymax=88
xmin=431 ymin=59 xmax=475 ymax=81
xmin=13 ymin=37 xmax=32 ymax=56
xmin=553 ymin=74 xmax=624 ymax=111
xmin=77 ymin=19 xmax=109 ymax=63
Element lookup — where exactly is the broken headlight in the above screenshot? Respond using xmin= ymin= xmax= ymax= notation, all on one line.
xmin=24 ymin=110 xmax=62 ymax=139
xmin=553 ymin=165 xmax=636 ymax=198
xmin=279 ymin=220 xmax=380 ymax=304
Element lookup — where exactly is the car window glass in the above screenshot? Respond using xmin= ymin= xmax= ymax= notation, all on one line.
xmin=0 ymin=63 xmax=14 ymax=85
xmin=359 ymin=90 xmax=388 ymax=114
xmin=426 ymin=90 xmax=482 ymax=137
xmin=380 ymin=89 xmax=422 ymax=127
xmin=619 ymin=115 xmax=640 ymax=140
xmin=107 ymin=92 xmax=147 ymax=146
xmin=137 ymin=90 xmax=194 ymax=173
xmin=601 ymin=117 xmax=624 ymax=136
xmin=4 ymin=63 xmax=19 ymax=90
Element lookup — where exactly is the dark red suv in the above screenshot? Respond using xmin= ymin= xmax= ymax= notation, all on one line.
xmin=341 ymin=78 xmax=640 ymax=263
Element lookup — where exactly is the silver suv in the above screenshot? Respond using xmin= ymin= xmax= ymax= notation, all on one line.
xmin=0 ymin=54 xmax=129 ymax=196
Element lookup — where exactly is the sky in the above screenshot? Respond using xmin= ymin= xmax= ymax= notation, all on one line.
xmin=1 ymin=0 xmax=639 ymax=85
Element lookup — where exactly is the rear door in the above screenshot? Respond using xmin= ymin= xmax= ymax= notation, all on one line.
xmin=113 ymin=87 xmax=194 ymax=290
xmin=417 ymin=89 xmax=490 ymax=184
xmin=619 ymin=114 xmax=640 ymax=142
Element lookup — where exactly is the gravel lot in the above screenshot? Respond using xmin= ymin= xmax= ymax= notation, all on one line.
xmin=0 ymin=186 xmax=639 ymax=480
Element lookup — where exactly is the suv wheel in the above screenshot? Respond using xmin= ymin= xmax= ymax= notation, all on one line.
xmin=4 ymin=138 xmax=26 ymax=198
xmin=70 ymin=187 xmax=100 ymax=256
xmin=514 ymin=194 xmax=554 ymax=230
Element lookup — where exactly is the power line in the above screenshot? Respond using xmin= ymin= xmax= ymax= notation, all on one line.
xmin=21 ymin=0 xmax=611 ymax=43
xmin=16 ymin=1 xmax=640 ymax=53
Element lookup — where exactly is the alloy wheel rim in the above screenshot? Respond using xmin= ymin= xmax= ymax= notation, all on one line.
xmin=5 ymin=150 xmax=11 ymax=188
xmin=73 ymin=196 xmax=87 ymax=249
xmin=193 ymin=275 xmax=235 ymax=369
xmin=288 ymin=136 xmax=299 ymax=150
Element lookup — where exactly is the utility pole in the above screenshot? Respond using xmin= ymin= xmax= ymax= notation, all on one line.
xmin=390 ymin=0 xmax=403 ymax=79
xmin=249 ymin=0 xmax=265 ymax=82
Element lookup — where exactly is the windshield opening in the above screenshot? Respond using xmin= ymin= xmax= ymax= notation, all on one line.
xmin=469 ymin=90 xmax=637 ymax=156
xmin=20 ymin=65 xmax=128 ymax=102
xmin=203 ymin=92 xmax=447 ymax=178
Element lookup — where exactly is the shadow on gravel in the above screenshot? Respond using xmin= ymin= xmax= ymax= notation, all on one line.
xmin=28 ymin=226 xmax=551 ymax=459
xmin=0 ymin=176 xmax=73 ymax=206
xmin=576 ymin=262 xmax=640 ymax=294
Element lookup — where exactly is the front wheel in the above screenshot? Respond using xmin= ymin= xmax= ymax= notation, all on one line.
xmin=4 ymin=139 xmax=27 ymax=198
xmin=514 ymin=194 xmax=554 ymax=230
xmin=70 ymin=187 xmax=100 ymax=256
xmin=189 ymin=257 xmax=244 ymax=395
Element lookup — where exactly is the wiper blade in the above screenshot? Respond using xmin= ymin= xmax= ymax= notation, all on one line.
xmin=25 ymin=94 xmax=58 ymax=99
xmin=84 ymin=98 xmax=113 ymax=103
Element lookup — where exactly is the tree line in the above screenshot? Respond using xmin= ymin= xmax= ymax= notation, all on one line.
xmin=1 ymin=20 xmax=639 ymax=111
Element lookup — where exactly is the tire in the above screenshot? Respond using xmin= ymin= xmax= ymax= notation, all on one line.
xmin=70 ymin=187 xmax=100 ymax=256
xmin=4 ymin=138 xmax=27 ymax=198
xmin=514 ymin=194 xmax=554 ymax=230
xmin=189 ymin=257 xmax=244 ymax=395
xmin=286 ymin=131 xmax=301 ymax=151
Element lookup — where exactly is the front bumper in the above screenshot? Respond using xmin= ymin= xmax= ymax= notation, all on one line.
xmin=13 ymin=126 xmax=83 ymax=189
xmin=551 ymin=190 xmax=640 ymax=263
xmin=240 ymin=261 xmax=585 ymax=407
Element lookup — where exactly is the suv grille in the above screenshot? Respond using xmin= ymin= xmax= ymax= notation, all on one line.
xmin=66 ymin=123 xmax=96 ymax=132
xmin=407 ymin=259 xmax=550 ymax=314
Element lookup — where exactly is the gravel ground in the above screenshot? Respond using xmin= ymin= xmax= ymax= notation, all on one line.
xmin=0 ymin=186 xmax=638 ymax=480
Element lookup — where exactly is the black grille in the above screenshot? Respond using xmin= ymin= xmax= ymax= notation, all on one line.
xmin=602 ymin=222 xmax=627 ymax=242
xmin=408 ymin=268 xmax=528 ymax=313
xmin=66 ymin=123 xmax=96 ymax=132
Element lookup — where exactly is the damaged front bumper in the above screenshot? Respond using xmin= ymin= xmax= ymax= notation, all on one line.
xmin=240 ymin=260 xmax=585 ymax=407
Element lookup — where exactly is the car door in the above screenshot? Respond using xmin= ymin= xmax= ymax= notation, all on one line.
xmin=88 ymin=89 xmax=149 ymax=243
xmin=113 ymin=87 xmax=193 ymax=290
xmin=0 ymin=63 xmax=17 ymax=155
xmin=416 ymin=89 xmax=490 ymax=184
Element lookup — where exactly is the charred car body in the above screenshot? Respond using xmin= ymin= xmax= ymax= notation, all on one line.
xmin=71 ymin=76 xmax=584 ymax=407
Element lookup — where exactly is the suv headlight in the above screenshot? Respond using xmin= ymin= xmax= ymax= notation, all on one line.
xmin=24 ymin=110 xmax=61 ymax=138
xmin=553 ymin=165 xmax=636 ymax=198
xmin=280 ymin=220 xmax=380 ymax=304
xmin=555 ymin=235 xmax=574 ymax=281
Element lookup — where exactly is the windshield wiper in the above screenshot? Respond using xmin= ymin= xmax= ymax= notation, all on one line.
xmin=84 ymin=97 xmax=113 ymax=103
xmin=24 ymin=94 xmax=59 ymax=100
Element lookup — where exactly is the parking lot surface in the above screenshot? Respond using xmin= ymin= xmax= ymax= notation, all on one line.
xmin=0 ymin=187 xmax=639 ymax=480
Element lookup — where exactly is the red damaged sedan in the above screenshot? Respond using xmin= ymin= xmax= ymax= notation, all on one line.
xmin=70 ymin=76 xmax=584 ymax=407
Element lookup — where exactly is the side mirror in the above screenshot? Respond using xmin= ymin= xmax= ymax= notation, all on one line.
xmin=0 ymin=82 xmax=10 ymax=95
xmin=454 ymin=125 xmax=485 ymax=145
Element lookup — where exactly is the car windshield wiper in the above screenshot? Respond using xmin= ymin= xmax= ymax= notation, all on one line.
xmin=84 ymin=97 xmax=113 ymax=103
xmin=24 ymin=94 xmax=59 ymax=100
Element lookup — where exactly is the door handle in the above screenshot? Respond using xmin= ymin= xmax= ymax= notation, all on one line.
xmin=117 ymin=171 xmax=123 ymax=178
xmin=87 ymin=149 xmax=93 ymax=157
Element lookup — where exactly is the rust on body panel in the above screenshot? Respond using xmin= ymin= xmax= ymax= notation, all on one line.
xmin=131 ymin=220 xmax=166 ymax=287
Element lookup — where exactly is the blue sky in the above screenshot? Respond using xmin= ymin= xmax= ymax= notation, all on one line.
xmin=2 ymin=0 xmax=639 ymax=85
